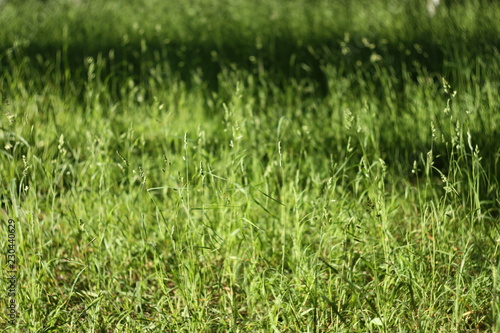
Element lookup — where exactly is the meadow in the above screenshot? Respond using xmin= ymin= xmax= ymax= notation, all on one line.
xmin=0 ymin=0 xmax=499 ymax=331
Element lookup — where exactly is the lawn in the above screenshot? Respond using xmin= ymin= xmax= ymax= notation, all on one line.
xmin=0 ymin=0 xmax=499 ymax=331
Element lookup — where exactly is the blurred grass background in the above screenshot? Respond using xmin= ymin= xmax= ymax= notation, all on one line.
xmin=1 ymin=0 xmax=499 ymax=90
xmin=2 ymin=0 xmax=498 ymax=185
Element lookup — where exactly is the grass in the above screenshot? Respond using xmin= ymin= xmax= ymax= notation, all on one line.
xmin=0 ymin=0 xmax=499 ymax=331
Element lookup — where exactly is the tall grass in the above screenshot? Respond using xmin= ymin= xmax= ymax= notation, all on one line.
xmin=1 ymin=0 xmax=499 ymax=331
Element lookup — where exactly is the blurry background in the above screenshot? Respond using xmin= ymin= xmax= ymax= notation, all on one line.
xmin=1 ymin=0 xmax=498 ymax=94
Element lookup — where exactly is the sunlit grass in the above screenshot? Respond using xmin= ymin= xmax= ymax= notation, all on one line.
xmin=0 ymin=0 xmax=499 ymax=332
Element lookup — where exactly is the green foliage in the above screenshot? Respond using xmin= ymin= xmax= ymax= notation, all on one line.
xmin=0 ymin=0 xmax=499 ymax=331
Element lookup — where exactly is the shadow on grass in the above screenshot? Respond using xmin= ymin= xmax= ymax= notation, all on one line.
xmin=1 ymin=17 xmax=498 ymax=97
xmin=0 ymin=3 xmax=498 ymax=206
